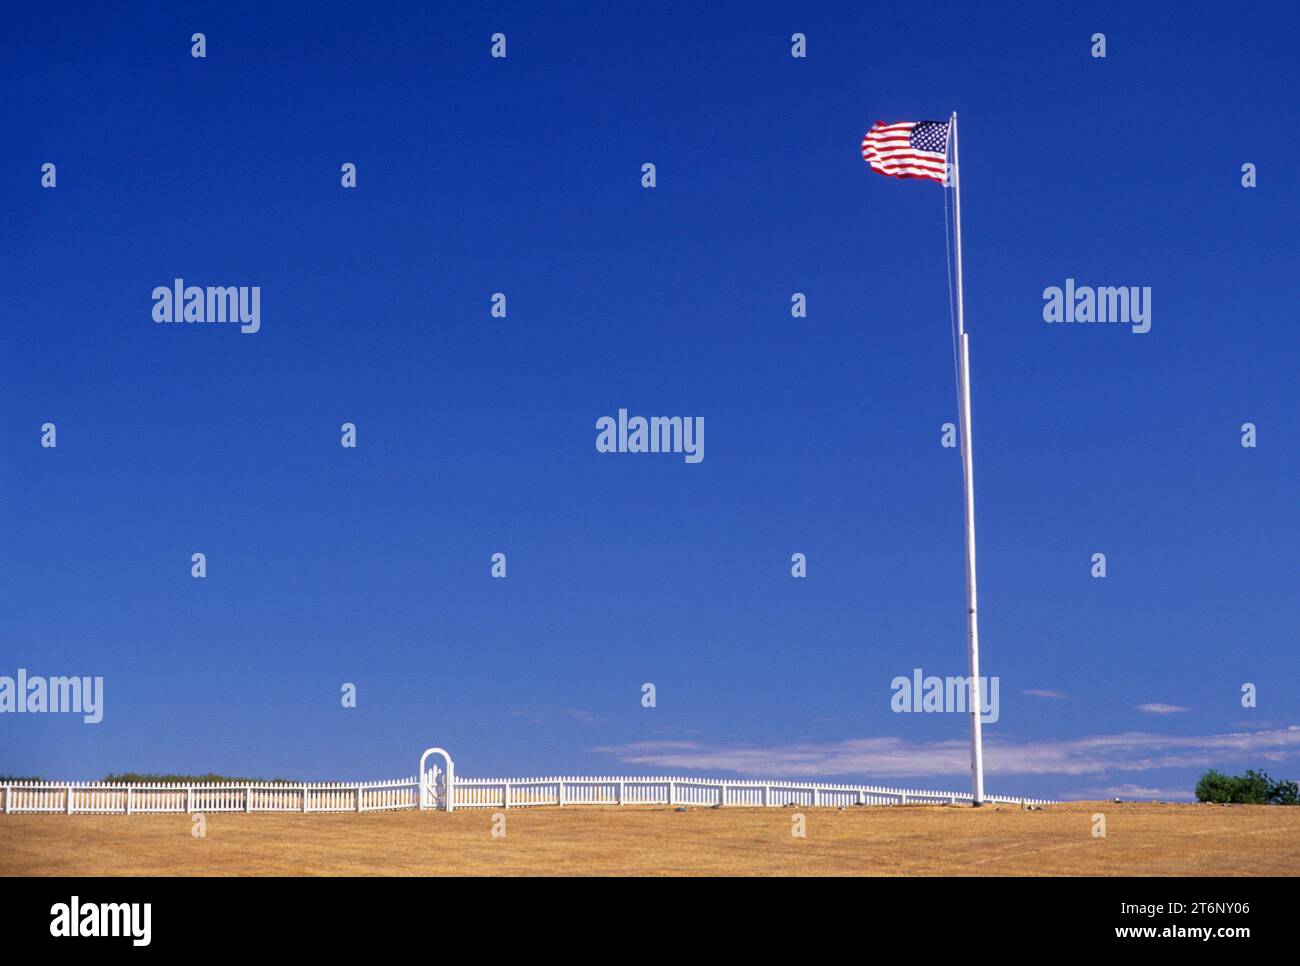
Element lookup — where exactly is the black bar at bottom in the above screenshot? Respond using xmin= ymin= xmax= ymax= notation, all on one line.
xmin=2 ymin=875 xmax=1278 ymax=951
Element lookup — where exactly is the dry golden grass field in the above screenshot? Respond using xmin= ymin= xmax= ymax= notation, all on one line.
xmin=3 ymin=801 xmax=1298 ymax=876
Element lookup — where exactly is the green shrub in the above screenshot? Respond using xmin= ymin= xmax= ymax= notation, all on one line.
xmin=1195 ymin=769 xmax=1298 ymax=804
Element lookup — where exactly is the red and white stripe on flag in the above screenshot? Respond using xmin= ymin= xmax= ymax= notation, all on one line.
xmin=860 ymin=120 xmax=950 ymax=184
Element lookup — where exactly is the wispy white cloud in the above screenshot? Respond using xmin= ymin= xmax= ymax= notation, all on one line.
xmin=1136 ymin=703 xmax=1191 ymax=714
xmin=1023 ymin=689 xmax=1067 ymax=699
xmin=511 ymin=707 xmax=599 ymax=724
xmin=592 ymin=726 xmax=1300 ymax=780
xmin=1070 ymin=783 xmax=1196 ymax=802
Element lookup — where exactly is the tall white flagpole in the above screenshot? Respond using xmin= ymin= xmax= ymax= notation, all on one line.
xmin=950 ymin=111 xmax=985 ymax=804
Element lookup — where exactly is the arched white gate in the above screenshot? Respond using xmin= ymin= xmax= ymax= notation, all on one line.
xmin=418 ymin=747 xmax=455 ymax=812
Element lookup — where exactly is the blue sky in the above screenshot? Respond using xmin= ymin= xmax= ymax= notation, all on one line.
xmin=2 ymin=2 xmax=1297 ymax=801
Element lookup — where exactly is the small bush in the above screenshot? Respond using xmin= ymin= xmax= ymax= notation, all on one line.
xmin=1195 ymin=769 xmax=1298 ymax=805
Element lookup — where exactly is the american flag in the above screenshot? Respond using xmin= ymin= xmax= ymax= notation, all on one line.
xmin=860 ymin=120 xmax=950 ymax=184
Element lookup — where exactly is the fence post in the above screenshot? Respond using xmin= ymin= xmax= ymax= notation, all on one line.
xmin=719 ymin=784 xmax=726 ymax=807
xmin=302 ymin=784 xmax=309 ymax=813
xmin=812 ymin=787 xmax=819 ymax=807
xmin=557 ymin=779 xmax=565 ymax=807
xmin=66 ymin=784 xmax=74 ymax=815
xmin=763 ymin=784 xmax=770 ymax=807
xmin=125 ymin=787 xmax=132 ymax=815
xmin=245 ymin=784 xmax=252 ymax=813
xmin=356 ymin=786 xmax=363 ymax=813
xmin=668 ymin=780 xmax=675 ymax=807
xmin=617 ymin=781 xmax=624 ymax=806
xmin=186 ymin=786 xmax=192 ymax=814
xmin=4 ymin=784 xmax=10 ymax=814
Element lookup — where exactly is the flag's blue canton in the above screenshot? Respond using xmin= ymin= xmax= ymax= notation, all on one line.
xmin=911 ymin=121 xmax=950 ymax=153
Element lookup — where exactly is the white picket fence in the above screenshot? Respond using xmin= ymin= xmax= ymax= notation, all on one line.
xmin=454 ymin=776 xmax=1054 ymax=808
xmin=0 ymin=777 xmax=420 ymax=815
xmin=0 ymin=773 xmax=1053 ymax=815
